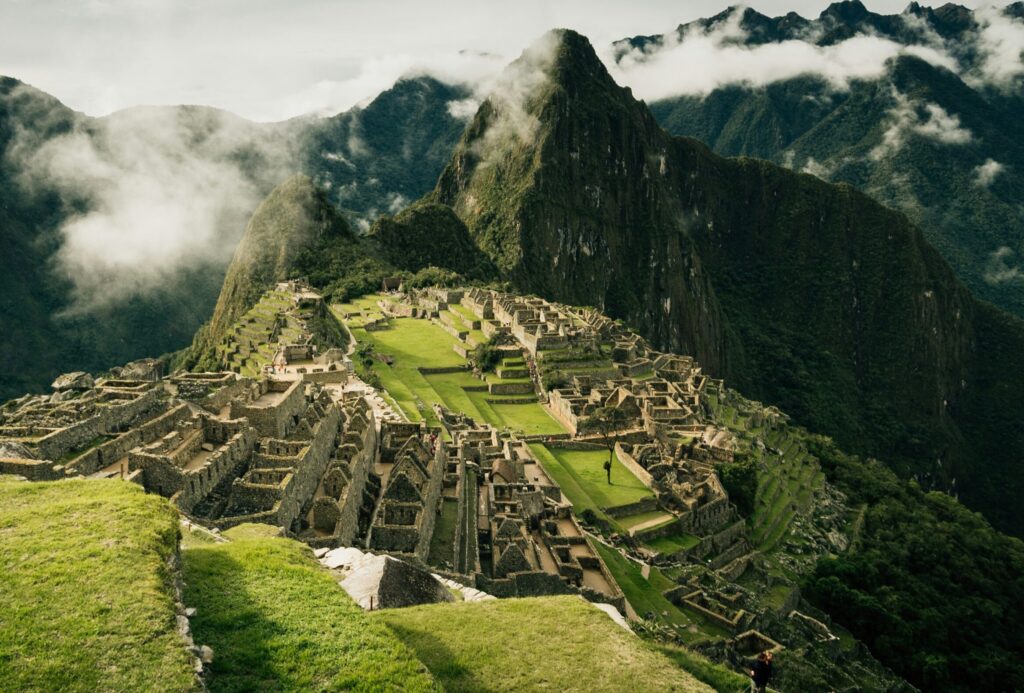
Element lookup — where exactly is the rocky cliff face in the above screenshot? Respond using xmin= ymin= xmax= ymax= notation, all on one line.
xmin=633 ymin=3 xmax=1024 ymax=320
xmin=433 ymin=32 xmax=729 ymax=371
xmin=431 ymin=29 xmax=1024 ymax=534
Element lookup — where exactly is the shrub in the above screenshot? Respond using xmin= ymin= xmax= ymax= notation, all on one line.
xmin=717 ymin=453 xmax=758 ymax=518
xmin=473 ymin=339 xmax=501 ymax=372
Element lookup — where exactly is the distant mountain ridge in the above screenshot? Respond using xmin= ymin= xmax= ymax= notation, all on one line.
xmin=617 ymin=1 xmax=1024 ymax=319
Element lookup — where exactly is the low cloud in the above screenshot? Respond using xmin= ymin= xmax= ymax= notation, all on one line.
xmin=974 ymin=158 xmax=1006 ymax=187
xmin=985 ymin=246 xmax=1023 ymax=285
xmin=468 ymin=31 xmax=561 ymax=166
xmin=278 ymin=50 xmax=505 ymax=120
xmin=6 ymin=91 xmax=295 ymax=313
xmin=870 ymin=90 xmax=973 ymax=161
xmin=970 ymin=5 xmax=1024 ymax=89
xmin=447 ymin=97 xmax=481 ymax=120
xmin=605 ymin=7 xmax=959 ymax=102
xmin=800 ymin=157 xmax=832 ymax=180
xmin=386 ymin=192 xmax=409 ymax=214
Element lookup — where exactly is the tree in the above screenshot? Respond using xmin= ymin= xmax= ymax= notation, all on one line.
xmin=473 ymin=338 xmax=501 ymax=372
xmin=590 ymin=405 xmax=631 ymax=470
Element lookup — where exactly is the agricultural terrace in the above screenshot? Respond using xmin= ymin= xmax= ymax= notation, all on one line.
xmin=592 ymin=542 xmax=732 ymax=645
xmin=332 ymin=300 xmax=563 ymax=436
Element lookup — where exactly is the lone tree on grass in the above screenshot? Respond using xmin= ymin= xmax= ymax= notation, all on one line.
xmin=591 ymin=405 xmax=631 ymax=483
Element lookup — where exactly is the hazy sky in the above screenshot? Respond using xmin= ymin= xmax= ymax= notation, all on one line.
xmin=0 ymin=0 xmax=1010 ymax=121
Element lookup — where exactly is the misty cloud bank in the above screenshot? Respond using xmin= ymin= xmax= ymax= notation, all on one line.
xmin=870 ymin=90 xmax=974 ymax=160
xmin=985 ymin=245 xmax=1023 ymax=284
xmin=605 ymin=5 xmax=1024 ymax=101
xmin=973 ymin=158 xmax=1006 ymax=186
xmin=3 ymin=4 xmax=1020 ymax=317
xmin=472 ymin=32 xmax=561 ymax=163
xmin=6 ymin=94 xmax=296 ymax=313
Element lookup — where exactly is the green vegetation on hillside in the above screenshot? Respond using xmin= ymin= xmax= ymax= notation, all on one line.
xmin=182 ymin=530 xmax=436 ymax=692
xmin=803 ymin=436 xmax=1024 ymax=692
xmin=374 ymin=595 xmax=712 ymax=692
xmin=0 ymin=478 xmax=197 ymax=692
xmin=650 ymin=50 xmax=1024 ymax=321
xmin=370 ymin=202 xmax=496 ymax=280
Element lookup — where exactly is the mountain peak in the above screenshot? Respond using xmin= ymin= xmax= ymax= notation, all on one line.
xmin=187 ymin=174 xmax=350 ymax=366
xmin=819 ymin=0 xmax=870 ymax=22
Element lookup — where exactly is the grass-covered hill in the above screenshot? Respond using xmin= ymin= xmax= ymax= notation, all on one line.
xmin=0 ymin=477 xmax=199 ymax=692
xmin=426 ymin=28 xmax=1024 ymax=537
xmin=1 ymin=478 xmax=726 ymax=692
xmin=182 ymin=527 xmax=439 ymax=692
xmin=376 ymin=597 xmax=727 ymax=692
xmin=630 ymin=3 xmax=1024 ymax=320
xmin=183 ymin=528 xmax=719 ymax=691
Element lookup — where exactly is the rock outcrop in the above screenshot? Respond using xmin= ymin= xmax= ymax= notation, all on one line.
xmin=321 ymin=547 xmax=455 ymax=610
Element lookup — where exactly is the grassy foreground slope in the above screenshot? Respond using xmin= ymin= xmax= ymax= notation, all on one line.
xmin=181 ymin=530 xmax=437 ymax=692
xmin=375 ymin=596 xmax=716 ymax=692
xmin=0 ymin=478 xmax=198 ymax=692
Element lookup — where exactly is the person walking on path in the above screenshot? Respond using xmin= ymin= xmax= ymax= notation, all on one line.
xmin=750 ymin=650 xmax=773 ymax=693
xmin=603 ymin=458 xmax=612 ymax=484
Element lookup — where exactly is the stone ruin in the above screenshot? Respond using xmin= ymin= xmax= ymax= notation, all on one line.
xmin=367 ymin=422 xmax=445 ymax=561
xmin=432 ymin=406 xmax=625 ymax=609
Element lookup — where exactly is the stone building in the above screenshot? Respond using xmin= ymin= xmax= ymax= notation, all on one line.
xmin=367 ymin=421 xmax=445 ymax=561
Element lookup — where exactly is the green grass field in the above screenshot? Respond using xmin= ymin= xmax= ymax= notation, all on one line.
xmin=645 ymin=533 xmax=702 ymax=555
xmin=0 ymin=478 xmax=198 ymax=692
xmin=375 ymin=596 xmax=712 ymax=692
xmin=527 ymin=445 xmax=654 ymax=513
xmin=182 ymin=528 xmax=436 ymax=692
xmin=592 ymin=542 xmax=731 ymax=643
xmin=345 ymin=316 xmax=563 ymax=435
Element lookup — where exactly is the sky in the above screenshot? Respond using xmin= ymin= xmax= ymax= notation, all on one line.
xmin=0 ymin=0 xmax=1012 ymax=121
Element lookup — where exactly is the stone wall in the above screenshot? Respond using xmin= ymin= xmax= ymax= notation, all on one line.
xmin=605 ymin=496 xmax=659 ymax=518
xmin=229 ymin=379 xmax=305 ymax=438
xmin=680 ymin=496 xmax=734 ymax=536
xmin=65 ymin=402 xmax=190 ymax=477
xmin=0 ymin=457 xmax=62 ymax=481
xmin=172 ymin=373 xmax=249 ymax=413
xmin=413 ymin=443 xmax=446 ymax=561
xmin=313 ymin=402 xmax=377 ymax=546
xmin=301 ymin=369 xmax=347 ymax=384
xmin=216 ymin=403 xmax=343 ymax=531
xmin=487 ymin=381 xmax=534 ymax=396
xmin=614 ymin=443 xmax=654 ymax=487
xmin=32 ymin=386 xmax=163 ymax=461
xmin=136 ymin=419 xmax=257 ymax=512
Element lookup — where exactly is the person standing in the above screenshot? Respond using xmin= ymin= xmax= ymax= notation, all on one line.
xmin=603 ymin=458 xmax=612 ymax=484
xmin=750 ymin=650 xmax=773 ymax=693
